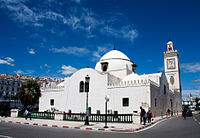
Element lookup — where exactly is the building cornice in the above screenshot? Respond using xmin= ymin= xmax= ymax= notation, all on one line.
xmin=164 ymin=51 xmax=179 ymax=58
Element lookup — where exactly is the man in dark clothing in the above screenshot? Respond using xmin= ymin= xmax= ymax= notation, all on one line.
xmin=167 ymin=109 xmax=170 ymax=117
xmin=140 ymin=107 xmax=146 ymax=125
xmin=182 ymin=107 xmax=187 ymax=120
xmin=147 ymin=110 xmax=152 ymax=123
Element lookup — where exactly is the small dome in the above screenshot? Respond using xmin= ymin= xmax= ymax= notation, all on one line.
xmin=100 ymin=50 xmax=130 ymax=61
xmin=122 ymin=73 xmax=140 ymax=82
xmin=95 ymin=50 xmax=134 ymax=72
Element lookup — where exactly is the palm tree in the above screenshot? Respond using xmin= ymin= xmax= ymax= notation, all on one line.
xmin=17 ymin=80 xmax=41 ymax=108
xmin=195 ymin=97 xmax=200 ymax=110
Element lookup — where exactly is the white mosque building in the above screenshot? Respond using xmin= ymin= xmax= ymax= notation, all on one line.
xmin=39 ymin=41 xmax=182 ymax=117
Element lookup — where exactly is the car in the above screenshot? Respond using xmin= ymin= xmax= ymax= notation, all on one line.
xmin=186 ymin=109 xmax=193 ymax=117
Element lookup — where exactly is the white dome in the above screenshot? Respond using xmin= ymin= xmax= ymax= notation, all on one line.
xmin=95 ymin=50 xmax=134 ymax=73
xmin=122 ymin=73 xmax=140 ymax=82
xmin=100 ymin=50 xmax=130 ymax=61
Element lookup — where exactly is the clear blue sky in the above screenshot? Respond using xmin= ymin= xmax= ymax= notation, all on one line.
xmin=0 ymin=0 xmax=200 ymax=95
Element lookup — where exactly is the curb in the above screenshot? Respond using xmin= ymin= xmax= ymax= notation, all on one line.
xmin=98 ymin=128 xmax=105 ymax=131
xmin=63 ymin=126 xmax=69 ymax=128
xmin=74 ymin=127 xmax=80 ymax=129
xmin=52 ymin=125 xmax=58 ymax=127
xmin=111 ymin=129 xmax=118 ymax=132
xmin=86 ymin=128 xmax=92 ymax=130
xmin=134 ymin=119 xmax=166 ymax=132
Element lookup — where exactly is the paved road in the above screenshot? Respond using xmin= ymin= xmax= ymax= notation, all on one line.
xmin=134 ymin=113 xmax=200 ymax=138
xmin=0 ymin=114 xmax=200 ymax=138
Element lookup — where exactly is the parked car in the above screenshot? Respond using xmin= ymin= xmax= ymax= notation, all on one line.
xmin=186 ymin=109 xmax=193 ymax=117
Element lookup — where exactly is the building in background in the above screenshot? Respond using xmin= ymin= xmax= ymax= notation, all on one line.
xmin=182 ymin=94 xmax=197 ymax=111
xmin=39 ymin=40 xmax=182 ymax=117
xmin=0 ymin=74 xmax=22 ymax=110
xmin=0 ymin=74 xmax=63 ymax=110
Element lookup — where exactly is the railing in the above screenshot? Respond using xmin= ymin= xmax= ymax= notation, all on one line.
xmin=63 ymin=113 xmax=133 ymax=123
xmin=17 ymin=111 xmax=133 ymax=123
xmin=63 ymin=113 xmax=85 ymax=121
xmin=18 ymin=111 xmax=54 ymax=120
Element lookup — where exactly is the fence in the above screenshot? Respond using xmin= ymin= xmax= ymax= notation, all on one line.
xmin=18 ymin=111 xmax=54 ymax=120
xmin=63 ymin=113 xmax=133 ymax=123
xmin=17 ymin=111 xmax=133 ymax=123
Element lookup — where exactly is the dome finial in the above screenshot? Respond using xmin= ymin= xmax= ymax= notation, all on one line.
xmin=113 ymin=44 xmax=116 ymax=50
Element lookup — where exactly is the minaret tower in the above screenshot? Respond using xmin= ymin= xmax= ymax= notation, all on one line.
xmin=164 ymin=40 xmax=181 ymax=93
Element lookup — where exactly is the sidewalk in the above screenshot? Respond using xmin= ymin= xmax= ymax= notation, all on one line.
xmin=0 ymin=116 xmax=169 ymax=132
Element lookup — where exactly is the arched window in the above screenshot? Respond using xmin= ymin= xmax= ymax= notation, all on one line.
xmin=132 ymin=64 xmax=137 ymax=73
xmin=101 ymin=62 xmax=108 ymax=72
xmin=79 ymin=81 xmax=84 ymax=92
xmin=168 ymin=47 xmax=172 ymax=51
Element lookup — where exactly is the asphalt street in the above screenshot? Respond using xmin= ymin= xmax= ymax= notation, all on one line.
xmin=0 ymin=114 xmax=200 ymax=138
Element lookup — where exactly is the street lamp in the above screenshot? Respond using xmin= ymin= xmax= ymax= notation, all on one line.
xmin=104 ymin=95 xmax=109 ymax=128
xmin=84 ymin=75 xmax=90 ymax=125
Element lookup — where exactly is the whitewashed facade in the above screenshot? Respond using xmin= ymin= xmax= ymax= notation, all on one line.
xmin=39 ymin=41 xmax=182 ymax=117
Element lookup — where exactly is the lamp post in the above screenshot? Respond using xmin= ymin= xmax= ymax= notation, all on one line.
xmin=104 ymin=95 xmax=109 ymax=128
xmin=84 ymin=75 xmax=90 ymax=125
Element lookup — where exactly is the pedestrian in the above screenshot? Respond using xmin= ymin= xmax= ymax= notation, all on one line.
xmin=147 ymin=110 xmax=152 ymax=123
xmin=25 ymin=105 xmax=32 ymax=120
xmin=0 ymin=104 xmax=2 ymax=117
xmin=140 ymin=107 xmax=147 ymax=125
xmin=140 ymin=107 xmax=143 ymax=124
xmin=25 ymin=108 xmax=28 ymax=120
xmin=182 ymin=107 xmax=187 ymax=120
xmin=167 ymin=109 xmax=170 ymax=117
xmin=3 ymin=103 xmax=8 ymax=117
xmin=143 ymin=112 xmax=147 ymax=125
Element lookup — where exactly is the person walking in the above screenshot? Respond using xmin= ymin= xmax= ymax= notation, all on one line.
xmin=140 ymin=107 xmax=143 ymax=124
xmin=140 ymin=107 xmax=147 ymax=125
xmin=25 ymin=105 xmax=32 ymax=120
xmin=182 ymin=107 xmax=187 ymax=120
xmin=167 ymin=109 xmax=170 ymax=117
xmin=147 ymin=110 xmax=152 ymax=123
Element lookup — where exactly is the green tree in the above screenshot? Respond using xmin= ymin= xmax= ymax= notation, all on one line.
xmin=17 ymin=80 xmax=41 ymax=107
xmin=195 ymin=97 xmax=200 ymax=111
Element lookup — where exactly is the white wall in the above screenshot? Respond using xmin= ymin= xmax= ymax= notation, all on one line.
xmin=108 ymin=85 xmax=151 ymax=114
xmin=150 ymin=83 xmax=170 ymax=117
xmin=64 ymin=68 xmax=108 ymax=114
xmin=39 ymin=89 xmax=65 ymax=112
xmin=149 ymin=73 xmax=181 ymax=117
